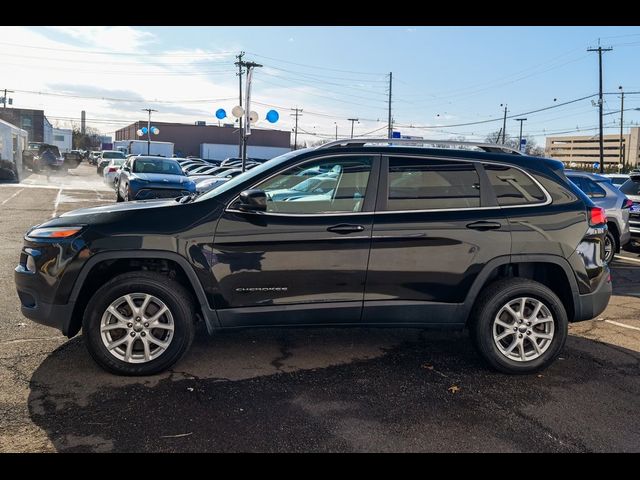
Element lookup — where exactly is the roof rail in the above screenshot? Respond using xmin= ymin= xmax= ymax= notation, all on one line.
xmin=317 ymin=138 xmax=524 ymax=155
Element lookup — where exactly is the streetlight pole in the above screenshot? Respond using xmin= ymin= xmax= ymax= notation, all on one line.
xmin=335 ymin=122 xmax=338 ymax=140
xmin=141 ymin=108 xmax=157 ymax=155
xmin=515 ymin=118 xmax=527 ymax=152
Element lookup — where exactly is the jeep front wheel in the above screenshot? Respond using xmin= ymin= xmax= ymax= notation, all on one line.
xmin=82 ymin=271 xmax=195 ymax=376
xmin=470 ymin=278 xmax=568 ymax=374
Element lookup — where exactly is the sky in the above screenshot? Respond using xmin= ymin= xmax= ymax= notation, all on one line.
xmin=2 ymin=26 xmax=640 ymax=147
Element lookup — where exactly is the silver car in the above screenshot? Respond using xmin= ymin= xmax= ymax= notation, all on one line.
xmin=619 ymin=173 xmax=640 ymax=244
xmin=566 ymin=171 xmax=632 ymax=263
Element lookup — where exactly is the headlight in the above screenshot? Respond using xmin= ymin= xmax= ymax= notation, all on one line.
xmin=27 ymin=226 xmax=84 ymax=239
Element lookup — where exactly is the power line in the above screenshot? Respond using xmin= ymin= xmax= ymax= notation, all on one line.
xmin=10 ymin=88 xmax=235 ymax=104
xmin=244 ymin=51 xmax=385 ymax=76
xmin=0 ymin=41 xmax=236 ymax=58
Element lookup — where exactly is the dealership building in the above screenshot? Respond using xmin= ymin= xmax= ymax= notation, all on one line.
xmin=545 ymin=127 xmax=640 ymax=169
xmin=115 ymin=121 xmax=291 ymax=160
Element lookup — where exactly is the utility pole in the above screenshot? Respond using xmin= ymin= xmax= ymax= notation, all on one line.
xmin=81 ymin=110 xmax=86 ymax=135
xmin=495 ymin=128 xmax=502 ymax=144
xmin=348 ymin=118 xmax=359 ymax=139
xmin=234 ymin=51 xmax=245 ymax=158
xmin=387 ymin=72 xmax=393 ymax=139
xmin=500 ymin=104 xmax=508 ymax=144
xmin=236 ymin=59 xmax=262 ymax=170
xmin=618 ymin=85 xmax=625 ymax=173
xmin=515 ymin=118 xmax=527 ymax=152
xmin=334 ymin=122 xmax=338 ymax=140
xmin=2 ymin=89 xmax=14 ymax=108
xmin=587 ymin=42 xmax=613 ymax=174
xmin=141 ymin=108 xmax=157 ymax=155
xmin=291 ymin=107 xmax=303 ymax=150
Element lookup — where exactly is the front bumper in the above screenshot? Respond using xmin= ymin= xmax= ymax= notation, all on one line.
xmin=572 ymin=268 xmax=612 ymax=322
xmin=15 ymin=265 xmax=76 ymax=336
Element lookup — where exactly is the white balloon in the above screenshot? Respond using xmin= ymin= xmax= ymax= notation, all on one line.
xmin=231 ymin=105 xmax=244 ymax=118
xmin=136 ymin=129 xmax=143 ymax=136
xmin=249 ymin=111 xmax=259 ymax=124
xmin=152 ymin=127 xmax=160 ymax=135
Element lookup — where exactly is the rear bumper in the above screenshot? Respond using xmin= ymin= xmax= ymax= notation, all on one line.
xmin=572 ymin=269 xmax=612 ymax=322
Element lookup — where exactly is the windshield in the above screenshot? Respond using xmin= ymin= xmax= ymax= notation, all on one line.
xmin=102 ymin=151 xmax=125 ymax=159
xmin=620 ymin=178 xmax=640 ymax=196
xmin=111 ymin=158 xmax=126 ymax=166
xmin=133 ymin=158 xmax=183 ymax=175
xmin=195 ymin=149 xmax=308 ymax=202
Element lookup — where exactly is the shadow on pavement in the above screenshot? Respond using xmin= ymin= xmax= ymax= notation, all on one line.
xmin=27 ymin=325 xmax=640 ymax=452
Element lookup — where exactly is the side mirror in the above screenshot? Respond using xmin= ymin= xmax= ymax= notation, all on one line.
xmin=238 ymin=189 xmax=267 ymax=212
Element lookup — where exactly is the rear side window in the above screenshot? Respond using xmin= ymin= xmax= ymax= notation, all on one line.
xmin=484 ymin=164 xmax=546 ymax=206
xmin=387 ymin=158 xmax=480 ymax=210
xmin=568 ymin=175 xmax=607 ymax=198
xmin=620 ymin=179 xmax=640 ymax=196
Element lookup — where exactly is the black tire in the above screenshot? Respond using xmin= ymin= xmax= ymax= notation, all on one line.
xmin=469 ymin=278 xmax=568 ymax=374
xmin=82 ymin=271 xmax=196 ymax=376
xmin=116 ymin=188 xmax=124 ymax=202
xmin=604 ymin=229 xmax=617 ymax=264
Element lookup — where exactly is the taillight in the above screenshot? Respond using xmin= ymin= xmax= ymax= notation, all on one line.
xmin=107 ymin=167 xmax=118 ymax=173
xmin=589 ymin=206 xmax=607 ymax=226
xmin=622 ymin=198 xmax=633 ymax=209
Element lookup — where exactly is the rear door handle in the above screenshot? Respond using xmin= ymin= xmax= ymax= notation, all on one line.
xmin=466 ymin=221 xmax=502 ymax=231
xmin=327 ymin=224 xmax=365 ymax=234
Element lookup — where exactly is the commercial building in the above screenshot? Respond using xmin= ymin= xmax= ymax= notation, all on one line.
xmin=545 ymin=127 xmax=640 ymax=170
xmin=115 ymin=121 xmax=290 ymax=160
xmin=52 ymin=128 xmax=73 ymax=153
xmin=0 ymin=108 xmax=52 ymax=144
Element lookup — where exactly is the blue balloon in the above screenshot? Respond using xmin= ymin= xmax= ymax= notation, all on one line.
xmin=266 ymin=110 xmax=279 ymax=123
xmin=215 ymin=108 xmax=227 ymax=120
xmin=141 ymin=127 xmax=148 ymax=134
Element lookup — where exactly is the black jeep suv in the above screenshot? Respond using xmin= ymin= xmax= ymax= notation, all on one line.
xmin=15 ymin=139 xmax=612 ymax=376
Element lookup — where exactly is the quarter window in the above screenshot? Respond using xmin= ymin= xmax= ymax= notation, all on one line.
xmin=387 ymin=158 xmax=480 ymax=210
xmin=255 ymin=156 xmax=373 ymax=214
xmin=484 ymin=164 xmax=546 ymax=206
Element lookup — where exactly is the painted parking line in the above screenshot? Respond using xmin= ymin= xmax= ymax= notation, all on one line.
xmin=614 ymin=255 xmax=640 ymax=265
xmin=51 ymin=188 xmax=62 ymax=218
xmin=1 ymin=188 xmax=24 ymax=205
xmin=604 ymin=320 xmax=640 ymax=331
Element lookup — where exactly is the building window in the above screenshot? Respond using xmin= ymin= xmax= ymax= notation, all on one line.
xmin=54 ymin=135 xmax=65 ymax=141
xmin=21 ymin=117 xmax=32 ymax=128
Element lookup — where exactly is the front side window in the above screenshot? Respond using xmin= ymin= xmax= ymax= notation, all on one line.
xmin=254 ymin=156 xmax=373 ymax=214
xmin=387 ymin=157 xmax=480 ymax=210
xmin=484 ymin=164 xmax=546 ymax=206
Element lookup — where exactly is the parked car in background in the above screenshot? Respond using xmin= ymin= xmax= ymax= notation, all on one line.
xmin=620 ymin=174 xmax=640 ymax=244
xmin=89 ymin=151 xmax=102 ymax=165
xmin=103 ymin=158 xmax=127 ymax=187
xmin=566 ymin=170 xmax=631 ymax=263
xmin=602 ymin=173 xmax=629 ymax=188
xmin=97 ymin=151 xmax=126 ymax=176
xmin=64 ymin=150 xmax=84 ymax=169
xmin=116 ymin=156 xmax=196 ymax=201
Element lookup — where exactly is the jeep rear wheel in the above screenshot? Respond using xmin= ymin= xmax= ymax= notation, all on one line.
xmin=82 ymin=271 xmax=195 ymax=376
xmin=470 ymin=278 xmax=568 ymax=374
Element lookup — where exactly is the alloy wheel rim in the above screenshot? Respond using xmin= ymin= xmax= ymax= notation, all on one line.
xmin=604 ymin=235 xmax=614 ymax=263
xmin=492 ymin=297 xmax=555 ymax=362
xmin=100 ymin=293 xmax=174 ymax=364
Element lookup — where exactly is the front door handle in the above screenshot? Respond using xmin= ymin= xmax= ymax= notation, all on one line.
xmin=327 ymin=224 xmax=365 ymax=234
xmin=466 ymin=221 xmax=502 ymax=231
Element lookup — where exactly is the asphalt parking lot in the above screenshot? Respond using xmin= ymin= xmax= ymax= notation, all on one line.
xmin=0 ymin=163 xmax=639 ymax=452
